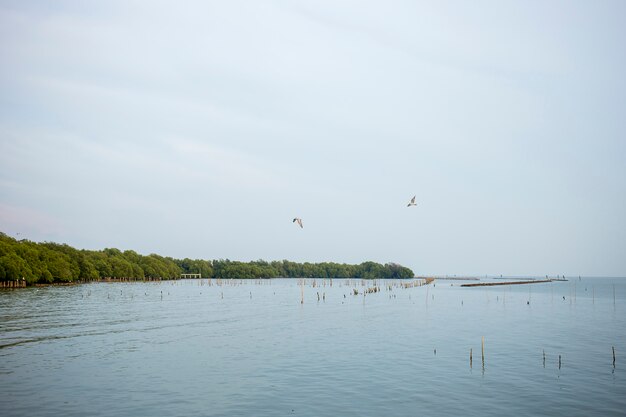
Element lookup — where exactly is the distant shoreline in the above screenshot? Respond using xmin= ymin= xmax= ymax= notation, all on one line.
xmin=461 ymin=279 xmax=559 ymax=287
xmin=1 ymin=276 xmax=428 ymax=290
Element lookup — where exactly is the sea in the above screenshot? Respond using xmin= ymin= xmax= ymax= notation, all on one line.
xmin=1 ymin=277 xmax=624 ymax=417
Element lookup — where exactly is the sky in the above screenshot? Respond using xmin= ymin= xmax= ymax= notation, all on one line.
xmin=1 ymin=0 xmax=625 ymax=276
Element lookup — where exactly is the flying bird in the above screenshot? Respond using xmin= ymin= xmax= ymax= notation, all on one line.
xmin=407 ymin=196 xmax=417 ymax=207
xmin=293 ymin=218 xmax=303 ymax=228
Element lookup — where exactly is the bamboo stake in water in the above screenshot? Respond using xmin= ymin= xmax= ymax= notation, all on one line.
xmin=559 ymin=355 xmax=562 ymax=369
xmin=613 ymin=346 xmax=616 ymax=367
xmin=481 ymin=336 xmax=485 ymax=368
xmin=470 ymin=348 xmax=473 ymax=368
xmin=543 ymin=350 xmax=546 ymax=368
xmin=300 ymin=280 xmax=304 ymax=304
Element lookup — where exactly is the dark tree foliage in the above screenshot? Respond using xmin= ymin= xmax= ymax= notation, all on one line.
xmin=203 ymin=259 xmax=412 ymax=280
xmin=174 ymin=258 xmax=213 ymax=278
xmin=0 ymin=232 xmax=414 ymax=284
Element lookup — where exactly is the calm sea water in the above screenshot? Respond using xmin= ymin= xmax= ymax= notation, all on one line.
xmin=1 ymin=277 xmax=625 ymax=417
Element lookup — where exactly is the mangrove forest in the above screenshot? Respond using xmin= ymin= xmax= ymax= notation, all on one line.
xmin=0 ymin=232 xmax=414 ymax=285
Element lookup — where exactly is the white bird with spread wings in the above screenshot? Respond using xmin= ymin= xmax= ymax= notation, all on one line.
xmin=407 ymin=196 xmax=417 ymax=207
xmin=293 ymin=218 xmax=303 ymax=228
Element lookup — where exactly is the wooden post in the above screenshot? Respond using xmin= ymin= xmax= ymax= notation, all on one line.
xmin=470 ymin=348 xmax=473 ymax=368
xmin=481 ymin=336 xmax=485 ymax=368
xmin=543 ymin=350 xmax=546 ymax=368
xmin=558 ymin=355 xmax=562 ymax=369
xmin=613 ymin=346 xmax=616 ymax=367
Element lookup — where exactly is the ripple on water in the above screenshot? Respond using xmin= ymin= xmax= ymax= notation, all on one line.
xmin=0 ymin=278 xmax=625 ymax=417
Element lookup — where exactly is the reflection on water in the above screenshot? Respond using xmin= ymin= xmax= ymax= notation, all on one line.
xmin=1 ymin=277 xmax=625 ymax=417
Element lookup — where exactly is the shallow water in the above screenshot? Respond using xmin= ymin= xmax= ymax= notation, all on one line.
xmin=1 ymin=277 xmax=625 ymax=417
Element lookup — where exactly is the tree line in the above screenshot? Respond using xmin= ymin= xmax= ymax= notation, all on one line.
xmin=0 ymin=232 xmax=414 ymax=284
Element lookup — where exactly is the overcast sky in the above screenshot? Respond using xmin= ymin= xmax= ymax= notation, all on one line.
xmin=1 ymin=0 xmax=625 ymax=276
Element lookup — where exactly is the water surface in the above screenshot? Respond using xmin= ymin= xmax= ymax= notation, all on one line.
xmin=1 ymin=277 xmax=624 ymax=416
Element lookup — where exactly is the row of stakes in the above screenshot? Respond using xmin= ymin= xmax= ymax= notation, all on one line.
xmin=466 ymin=337 xmax=617 ymax=370
xmin=96 ymin=284 xmax=619 ymax=372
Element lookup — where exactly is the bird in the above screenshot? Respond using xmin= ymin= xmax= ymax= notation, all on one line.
xmin=293 ymin=218 xmax=303 ymax=228
xmin=407 ymin=196 xmax=417 ymax=207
